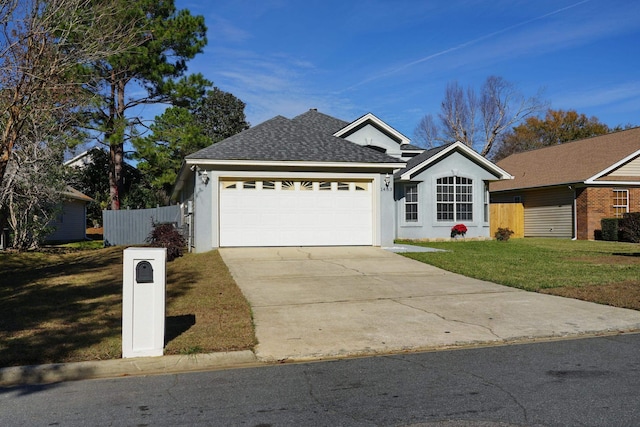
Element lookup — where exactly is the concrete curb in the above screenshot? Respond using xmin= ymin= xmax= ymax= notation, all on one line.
xmin=0 ymin=350 xmax=258 ymax=387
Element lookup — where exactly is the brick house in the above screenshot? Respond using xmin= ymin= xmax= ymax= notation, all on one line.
xmin=490 ymin=127 xmax=640 ymax=240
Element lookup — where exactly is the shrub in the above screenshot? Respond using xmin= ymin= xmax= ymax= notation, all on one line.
xmin=620 ymin=212 xmax=640 ymax=243
xmin=450 ymin=224 xmax=467 ymax=238
xmin=600 ymin=218 xmax=620 ymax=241
xmin=147 ymin=222 xmax=186 ymax=262
xmin=494 ymin=227 xmax=514 ymax=242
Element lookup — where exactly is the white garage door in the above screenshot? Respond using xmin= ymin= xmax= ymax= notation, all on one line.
xmin=219 ymin=179 xmax=373 ymax=247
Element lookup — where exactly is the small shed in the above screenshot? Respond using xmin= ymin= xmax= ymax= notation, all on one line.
xmin=45 ymin=186 xmax=93 ymax=243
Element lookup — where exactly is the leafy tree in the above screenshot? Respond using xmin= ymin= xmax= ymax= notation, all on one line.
xmin=196 ymin=87 xmax=250 ymax=143
xmin=133 ymin=107 xmax=210 ymax=195
xmin=0 ymin=0 xmax=136 ymax=248
xmin=83 ymin=0 xmax=207 ymax=210
xmin=493 ymin=109 xmax=613 ymax=160
xmin=414 ymin=76 xmax=546 ymax=156
xmin=1 ymin=109 xmax=69 ymax=249
xmin=133 ymin=87 xmax=249 ymax=195
xmin=0 ymin=0 xmax=137 ymax=189
xmin=67 ymin=147 xmax=162 ymax=225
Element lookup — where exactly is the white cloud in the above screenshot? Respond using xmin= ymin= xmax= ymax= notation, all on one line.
xmin=554 ymin=81 xmax=640 ymax=110
xmin=340 ymin=0 xmax=640 ymax=92
xmin=207 ymin=15 xmax=252 ymax=44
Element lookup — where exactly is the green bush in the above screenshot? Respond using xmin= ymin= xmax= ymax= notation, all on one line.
xmin=147 ymin=222 xmax=186 ymax=261
xmin=600 ymin=218 xmax=620 ymax=241
xmin=620 ymin=212 xmax=640 ymax=243
xmin=494 ymin=227 xmax=514 ymax=242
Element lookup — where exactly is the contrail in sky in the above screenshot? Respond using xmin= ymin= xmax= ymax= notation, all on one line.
xmin=339 ymin=0 xmax=591 ymax=92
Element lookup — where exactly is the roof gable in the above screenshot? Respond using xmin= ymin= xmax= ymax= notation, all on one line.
xmin=395 ymin=141 xmax=512 ymax=181
xmin=492 ymin=127 xmax=640 ymax=192
xmin=334 ymin=112 xmax=411 ymax=146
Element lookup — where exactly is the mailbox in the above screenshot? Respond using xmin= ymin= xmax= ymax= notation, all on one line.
xmin=122 ymin=248 xmax=167 ymax=358
xmin=136 ymin=261 xmax=154 ymax=283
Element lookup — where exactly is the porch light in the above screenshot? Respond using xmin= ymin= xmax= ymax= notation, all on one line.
xmin=200 ymin=170 xmax=209 ymax=185
xmin=191 ymin=164 xmax=209 ymax=185
xmin=384 ymin=173 xmax=391 ymax=188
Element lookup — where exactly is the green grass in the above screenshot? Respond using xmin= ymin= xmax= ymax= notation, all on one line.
xmin=399 ymin=238 xmax=640 ymax=291
xmin=53 ymin=240 xmax=105 ymax=250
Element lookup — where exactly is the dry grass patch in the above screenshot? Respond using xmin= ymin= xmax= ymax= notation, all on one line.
xmin=541 ymin=281 xmax=640 ymax=311
xmin=164 ymin=250 xmax=256 ymax=355
xmin=0 ymin=247 xmax=256 ymax=367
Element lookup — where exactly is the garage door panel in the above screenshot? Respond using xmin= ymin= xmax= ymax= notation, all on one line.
xmin=220 ymin=179 xmax=373 ymax=247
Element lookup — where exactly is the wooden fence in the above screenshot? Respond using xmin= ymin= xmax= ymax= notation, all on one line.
xmin=490 ymin=203 xmax=524 ymax=238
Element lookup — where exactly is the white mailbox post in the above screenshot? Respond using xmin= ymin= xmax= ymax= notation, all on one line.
xmin=122 ymin=247 xmax=167 ymax=358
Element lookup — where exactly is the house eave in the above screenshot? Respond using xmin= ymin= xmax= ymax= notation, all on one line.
xmin=400 ymin=141 xmax=513 ymax=181
xmin=170 ymin=161 xmax=189 ymax=200
xmin=584 ymin=179 xmax=640 ymax=186
xmin=184 ymin=158 xmax=405 ymax=170
xmin=584 ymin=148 xmax=640 ymax=183
xmin=490 ymin=181 xmax=585 ymax=194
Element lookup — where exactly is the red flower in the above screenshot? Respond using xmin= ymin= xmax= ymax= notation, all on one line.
xmin=451 ymin=224 xmax=467 ymax=237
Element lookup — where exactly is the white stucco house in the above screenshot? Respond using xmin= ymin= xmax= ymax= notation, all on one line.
xmin=172 ymin=109 xmax=512 ymax=252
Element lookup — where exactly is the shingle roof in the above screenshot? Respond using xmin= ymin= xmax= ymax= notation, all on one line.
xmin=291 ymin=109 xmax=349 ymax=134
xmin=400 ymin=143 xmax=424 ymax=151
xmin=187 ymin=111 xmax=403 ymax=164
xmin=394 ymin=143 xmax=454 ymax=178
xmin=62 ymin=186 xmax=93 ymax=202
xmin=491 ymin=127 xmax=640 ymax=192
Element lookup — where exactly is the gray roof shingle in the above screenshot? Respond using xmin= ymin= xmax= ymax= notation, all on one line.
xmin=291 ymin=109 xmax=349 ymax=134
xmin=400 ymin=143 xmax=424 ymax=151
xmin=187 ymin=111 xmax=404 ymax=164
xmin=394 ymin=143 xmax=454 ymax=178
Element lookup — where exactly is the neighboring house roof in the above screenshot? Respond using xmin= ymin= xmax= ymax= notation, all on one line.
xmin=186 ymin=112 xmax=404 ymax=165
xmin=395 ymin=141 xmax=513 ymax=181
xmin=491 ymin=127 xmax=640 ymax=192
xmin=64 ymin=150 xmax=95 ymax=168
xmin=62 ymin=186 xmax=93 ymax=203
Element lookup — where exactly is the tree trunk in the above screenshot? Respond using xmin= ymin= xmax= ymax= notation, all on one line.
xmin=0 ymin=107 xmax=21 ymax=190
xmin=109 ymin=142 xmax=123 ymax=210
xmin=107 ymin=72 xmax=126 ymax=210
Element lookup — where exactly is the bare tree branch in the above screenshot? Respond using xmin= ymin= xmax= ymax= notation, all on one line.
xmin=414 ymin=76 xmax=547 ymax=156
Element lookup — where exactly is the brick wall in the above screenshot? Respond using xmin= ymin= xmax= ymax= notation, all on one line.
xmin=576 ymin=186 xmax=640 ymax=240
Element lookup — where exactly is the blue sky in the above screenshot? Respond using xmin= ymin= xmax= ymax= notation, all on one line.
xmin=175 ymin=0 xmax=640 ymax=142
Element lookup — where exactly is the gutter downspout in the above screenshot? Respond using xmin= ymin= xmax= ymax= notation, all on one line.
xmin=570 ymin=185 xmax=577 ymax=240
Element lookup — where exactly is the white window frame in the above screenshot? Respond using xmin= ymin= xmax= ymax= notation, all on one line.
xmin=436 ymin=176 xmax=473 ymax=222
xmin=404 ymin=183 xmax=419 ymax=223
xmin=483 ymin=182 xmax=489 ymax=223
xmin=612 ymin=189 xmax=629 ymax=218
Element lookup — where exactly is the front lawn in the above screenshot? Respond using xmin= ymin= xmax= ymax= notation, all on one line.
xmin=0 ymin=247 xmax=256 ymax=367
xmin=399 ymin=238 xmax=640 ymax=310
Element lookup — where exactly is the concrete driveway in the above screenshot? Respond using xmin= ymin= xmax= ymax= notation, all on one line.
xmin=219 ymin=246 xmax=640 ymax=362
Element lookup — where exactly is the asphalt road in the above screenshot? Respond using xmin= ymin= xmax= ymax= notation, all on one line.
xmin=2 ymin=334 xmax=640 ymax=426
